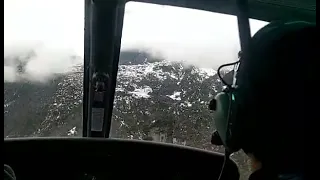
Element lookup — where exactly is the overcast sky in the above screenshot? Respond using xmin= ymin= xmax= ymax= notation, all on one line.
xmin=4 ymin=0 xmax=267 ymax=82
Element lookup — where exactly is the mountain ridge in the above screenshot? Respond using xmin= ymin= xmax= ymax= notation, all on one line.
xmin=4 ymin=50 xmax=235 ymax=139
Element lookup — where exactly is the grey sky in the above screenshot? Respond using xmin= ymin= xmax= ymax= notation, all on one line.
xmin=4 ymin=0 xmax=267 ymax=82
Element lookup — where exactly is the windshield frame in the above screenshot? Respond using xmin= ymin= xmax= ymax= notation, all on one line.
xmin=83 ymin=0 xmax=251 ymax=138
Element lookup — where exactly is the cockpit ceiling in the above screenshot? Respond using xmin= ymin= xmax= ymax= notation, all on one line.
xmin=134 ymin=0 xmax=316 ymax=22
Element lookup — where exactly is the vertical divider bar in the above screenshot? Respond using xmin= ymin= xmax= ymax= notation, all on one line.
xmin=102 ymin=2 xmax=125 ymax=138
xmin=233 ymin=0 xmax=252 ymax=87
xmin=85 ymin=0 xmax=125 ymax=138
xmin=236 ymin=0 xmax=251 ymax=52
xmin=83 ymin=0 xmax=92 ymax=137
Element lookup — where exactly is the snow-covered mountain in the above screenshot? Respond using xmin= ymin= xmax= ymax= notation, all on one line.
xmin=4 ymin=50 xmax=231 ymax=140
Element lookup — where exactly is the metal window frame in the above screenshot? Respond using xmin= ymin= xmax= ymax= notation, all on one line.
xmin=83 ymin=0 xmax=315 ymax=137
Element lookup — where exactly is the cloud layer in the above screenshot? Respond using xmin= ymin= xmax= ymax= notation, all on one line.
xmin=4 ymin=0 xmax=267 ymax=83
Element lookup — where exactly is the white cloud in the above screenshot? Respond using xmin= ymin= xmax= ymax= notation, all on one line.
xmin=4 ymin=0 xmax=84 ymax=82
xmin=4 ymin=66 xmax=17 ymax=83
xmin=121 ymin=2 xmax=268 ymax=69
xmin=4 ymin=0 xmax=268 ymax=83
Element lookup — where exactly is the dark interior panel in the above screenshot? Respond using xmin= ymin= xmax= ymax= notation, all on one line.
xmin=4 ymin=138 xmax=239 ymax=180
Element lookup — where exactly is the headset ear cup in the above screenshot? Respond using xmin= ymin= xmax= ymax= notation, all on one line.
xmin=213 ymin=92 xmax=231 ymax=148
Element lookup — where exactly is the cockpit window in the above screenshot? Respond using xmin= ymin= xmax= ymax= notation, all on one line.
xmin=111 ymin=1 xmax=267 ymax=179
xmin=4 ymin=0 xmax=84 ymax=137
xmin=111 ymin=1 xmax=268 ymax=146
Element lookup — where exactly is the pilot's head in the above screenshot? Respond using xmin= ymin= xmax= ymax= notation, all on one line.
xmin=236 ymin=21 xmax=315 ymax=173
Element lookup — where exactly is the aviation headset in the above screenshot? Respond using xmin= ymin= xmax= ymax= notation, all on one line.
xmin=210 ymin=21 xmax=316 ymax=154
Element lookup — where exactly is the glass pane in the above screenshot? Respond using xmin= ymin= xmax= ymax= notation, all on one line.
xmin=111 ymin=2 xmax=267 ymax=180
xmin=4 ymin=0 xmax=84 ymax=137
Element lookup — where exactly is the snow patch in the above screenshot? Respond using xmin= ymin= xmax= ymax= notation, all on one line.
xmin=67 ymin=127 xmax=77 ymax=136
xmin=128 ymin=86 xmax=153 ymax=98
xmin=169 ymin=73 xmax=178 ymax=80
xmin=191 ymin=67 xmax=216 ymax=79
xmin=199 ymin=68 xmax=216 ymax=77
xmin=167 ymin=91 xmax=181 ymax=101
xmin=120 ymin=120 xmax=128 ymax=127
xmin=187 ymin=102 xmax=192 ymax=107
xmin=116 ymin=87 xmax=125 ymax=92
xmin=4 ymin=100 xmax=15 ymax=108
xmin=180 ymin=101 xmax=193 ymax=107
xmin=144 ymin=63 xmax=154 ymax=74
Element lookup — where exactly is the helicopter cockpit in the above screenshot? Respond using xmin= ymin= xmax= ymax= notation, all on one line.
xmin=4 ymin=0 xmax=315 ymax=180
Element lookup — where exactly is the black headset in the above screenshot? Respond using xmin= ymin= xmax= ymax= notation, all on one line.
xmin=209 ymin=21 xmax=315 ymax=154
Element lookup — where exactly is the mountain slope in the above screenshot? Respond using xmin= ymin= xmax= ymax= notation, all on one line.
xmin=4 ymin=50 xmax=228 ymax=139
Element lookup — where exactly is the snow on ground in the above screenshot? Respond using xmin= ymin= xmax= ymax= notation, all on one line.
xmin=67 ymin=127 xmax=77 ymax=136
xmin=199 ymin=68 xmax=216 ymax=77
xmin=167 ymin=91 xmax=181 ymax=101
xmin=128 ymin=86 xmax=153 ymax=98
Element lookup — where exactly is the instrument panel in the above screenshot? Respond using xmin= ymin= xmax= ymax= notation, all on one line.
xmin=4 ymin=138 xmax=239 ymax=180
